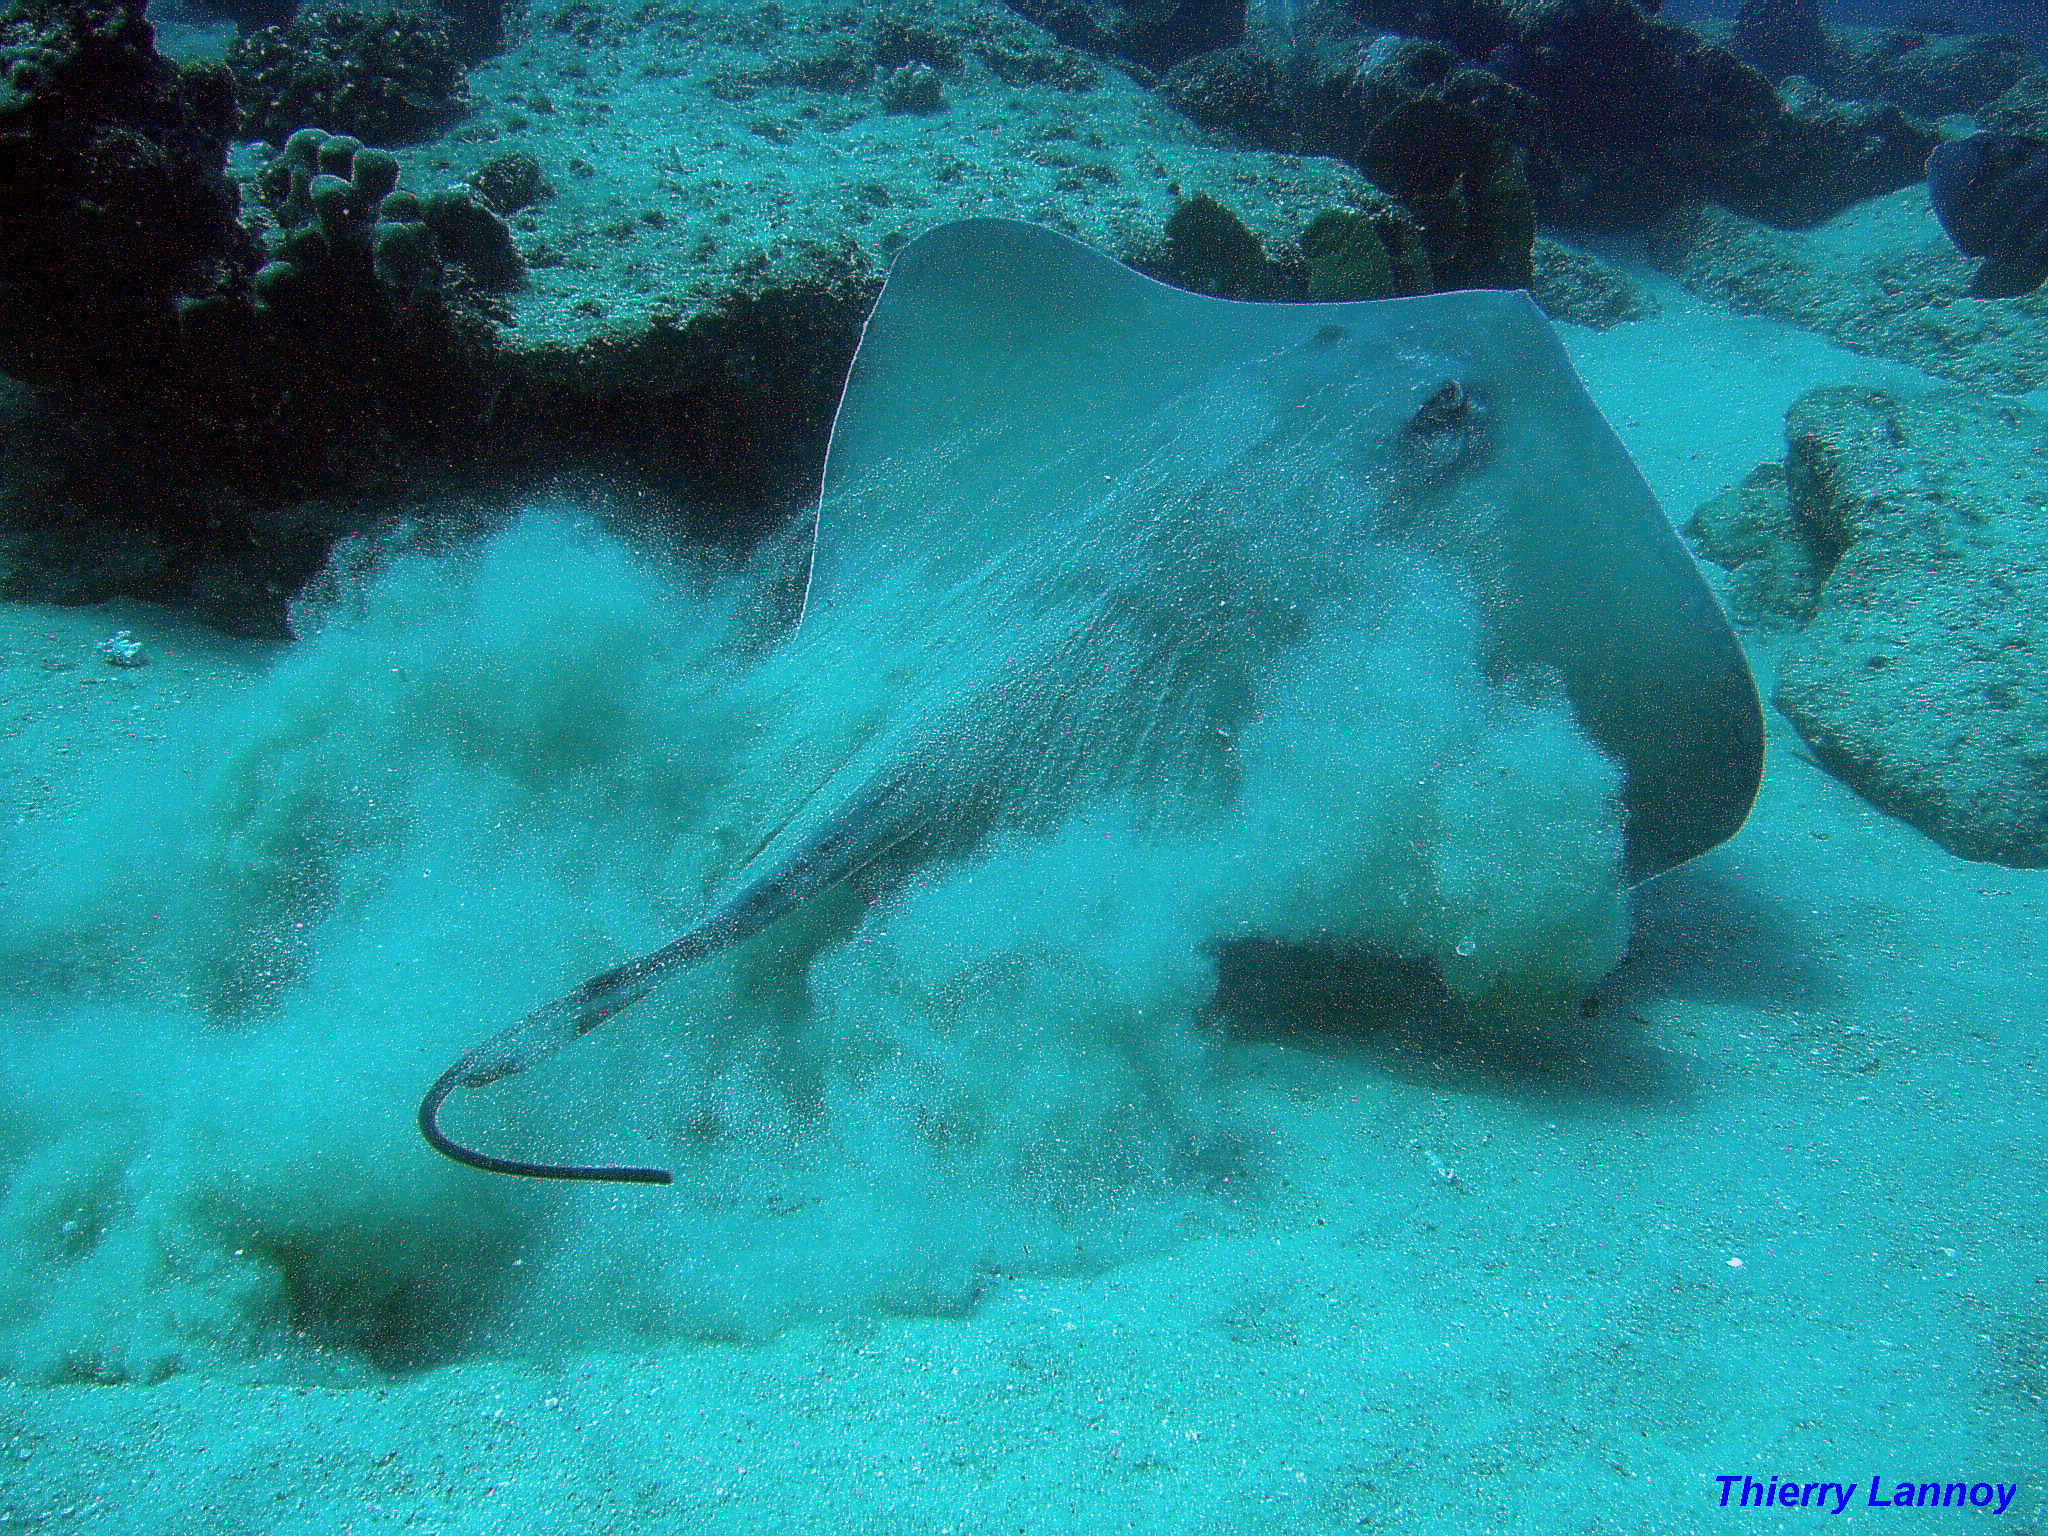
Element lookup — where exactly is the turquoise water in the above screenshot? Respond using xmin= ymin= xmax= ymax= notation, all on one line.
xmin=1 ymin=286 xmax=2038 ymax=1534
xmin=0 ymin=0 xmax=2044 ymax=1530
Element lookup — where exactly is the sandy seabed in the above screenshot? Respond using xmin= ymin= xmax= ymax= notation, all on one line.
xmin=0 ymin=264 xmax=2041 ymax=1536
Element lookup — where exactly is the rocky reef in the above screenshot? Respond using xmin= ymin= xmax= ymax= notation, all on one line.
xmin=1154 ymin=0 xmax=1940 ymax=229
xmin=0 ymin=0 xmax=251 ymax=393
xmin=227 ymin=5 xmax=472 ymax=146
xmin=1729 ymin=0 xmax=1832 ymax=86
xmin=1646 ymin=188 xmax=2048 ymax=395
xmin=0 ymin=0 xmax=530 ymax=628
xmin=0 ymin=0 xmax=2035 ymax=638
xmin=2 ymin=0 xmax=1492 ymax=630
xmin=1692 ymin=388 xmax=2048 ymax=869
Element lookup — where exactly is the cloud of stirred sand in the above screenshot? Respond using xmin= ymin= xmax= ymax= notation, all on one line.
xmin=0 ymin=506 xmax=1627 ymax=1381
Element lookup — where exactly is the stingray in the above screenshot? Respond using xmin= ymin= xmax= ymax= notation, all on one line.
xmin=418 ymin=218 xmax=1763 ymax=1185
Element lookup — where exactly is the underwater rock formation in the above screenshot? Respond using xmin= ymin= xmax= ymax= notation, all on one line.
xmin=1646 ymin=191 xmax=2048 ymax=394
xmin=1711 ymin=78 xmax=1936 ymax=230
xmin=877 ymin=59 xmax=948 ymax=113
xmin=0 ymin=0 xmax=253 ymax=392
xmin=227 ymin=5 xmax=471 ymax=145
xmin=1980 ymin=71 xmax=2048 ymax=138
xmin=999 ymin=0 xmax=1243 ymax=73
xmin=1300 ymin=208 xmax=1397 ymax=298
xmin=1162 ymin=30 xmax=1534 ymax=176
xmin=0 ymin=384 xmax=178 ymax=605
xmin=421 ymin=183 xmax=525 ymax=292
xmin=1729 ymin=0 xmax=1832 ymax=86
xmin=1357 ymin=95 xmax=1532 ymax=289
xmin=1761 ymin=388 xmax=2048 ymax=868
xmin=1527 ymin=237 xmax=1656 ymax=329
xmin=1500 ymin=0 xmax=1933 ymax=226
xmin=252 ymin=127 xmax=525 ymax=313
xmin=0 ymin=89 xmax=520 ymax=631
xmin=1162 ymin=192 xmax=1282 ymax=297
xmin=1157 ymin=192 xmax=1433 ymax=299
xmin=1684 ymin=462 xmax=1820 ymax=630
xmin=1160 ymin=42 xmax=1301 ymax=146
xmin=1838 ymin=26 xmax=2034 ymax=120
xmin=1155 ymin=0 xmax=1936 ymax=228
xmin=468 ymin=147 xmax=546 ymax=214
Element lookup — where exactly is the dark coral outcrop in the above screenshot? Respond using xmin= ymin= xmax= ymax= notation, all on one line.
xmin=228 ymin=5 xmax=470 ymax=146
xmin=0 ymin=61 xmax=521 ymax=631
xmin=1712 ymin=79 xmax=1936 ymax=230
xmin=1001 ymin=0 xmax=1243 ymax=74
xmin=1729 ymin=0 xmax=1832 ymax=86
xmin=1356 ymin=95 xmax=1532 ymax=288
xmin=1840 ymin=26 xmax=2033 ymax=120
xmin=0 ymin=0 xmax=255 ymax=391
xmin=1154 ymin=0 xmax=1938 ymax=229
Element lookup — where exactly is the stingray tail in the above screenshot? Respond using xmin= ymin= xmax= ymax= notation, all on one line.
xmin=418 ymin=910 xmax=753 ymax=1186
xmin=420 ymin=748 xmax=935 ymax=1185
xmin=419 ymin=1063 xmax=673 ymax=1184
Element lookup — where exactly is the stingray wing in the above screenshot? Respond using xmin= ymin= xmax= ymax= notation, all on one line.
xmin=805 ymin=218 xmax=1761 ymax=883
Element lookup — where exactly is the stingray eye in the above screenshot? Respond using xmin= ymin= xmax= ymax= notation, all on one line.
xmin=1397 ymin=376 xmax=1489 ymax=485
xmin=1412 ymin=379 xmax=1470 ymax=432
